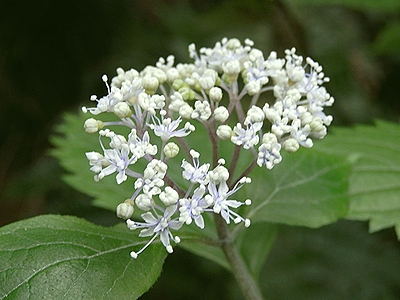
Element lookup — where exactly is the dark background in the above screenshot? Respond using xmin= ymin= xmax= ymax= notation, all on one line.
xmin=1 ymin=0 xmax=400 ymax=299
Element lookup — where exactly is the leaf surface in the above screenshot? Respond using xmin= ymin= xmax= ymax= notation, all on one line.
xmin=241 ymin=149 xmax=350 ymax=228
xmin=0 ymin=215 xmax=166 ymax=299
xmin=314 ymin=120 xmax=400 ymax=236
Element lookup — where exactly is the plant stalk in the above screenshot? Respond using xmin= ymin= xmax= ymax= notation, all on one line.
xmin=214 ymin=214 xmax=264 ymax=300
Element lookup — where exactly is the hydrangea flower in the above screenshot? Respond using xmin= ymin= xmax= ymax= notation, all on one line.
xmin=82 ymin=37 xmax=334 ymax=257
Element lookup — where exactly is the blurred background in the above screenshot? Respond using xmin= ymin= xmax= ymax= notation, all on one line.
xmin=1 ymin=0 xmax=400 ymax=299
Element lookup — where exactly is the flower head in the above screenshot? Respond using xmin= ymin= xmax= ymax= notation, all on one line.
xmin=82 ymin=37 xmax=334 ymax=258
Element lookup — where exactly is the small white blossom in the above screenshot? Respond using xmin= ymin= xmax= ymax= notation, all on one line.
xmin=169 ymin=92 xmax=186 ymax=112
xmin=181 ymin=150 xmax=210 ymax=184
xmin=138 ymin=93 xmax=165 ymax=114
xmin=231 ymin=122 xmax=263 ymax=149
xmin=179 ymin=184 xmax=209 ymax=228
xmin=257 ymin=133 xmax=282 ymax=169
xmin=282 ymin=138 xmax=299 ymax=153
xmin=149 ymin=111 xmax=195 ymax=142
xmin=128 ymin=130 xmax=158 ymax=158
xmin=206 ymin=177 xmax=251 ymax=226
xmin=141 ymin=75 xmax=159 ymax=92
xmin=135 ymin=160 xmax=168 ymax=196
xmin=99 ymin=144 xmax=136 ymax=184
xmin=207 ymin=163 xmax=229 ymax=184
xmin=178 ymin=103 xmax=194 ymax=119
xmin=127 ymin=205 xmax=183 ymax=258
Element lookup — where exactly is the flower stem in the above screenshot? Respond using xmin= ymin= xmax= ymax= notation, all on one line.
xmin=214 ymin=214 xmax=264 ymax=300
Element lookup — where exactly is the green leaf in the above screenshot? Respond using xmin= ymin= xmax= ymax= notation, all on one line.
xmin=242 ymin=149 xmax=350 ymax=228
xmin=0 ymin=215 xmax=166 ymax=299
xmin=287 ymin=0 xmax=400 ymax=11
xmin=313 ymin=120 xmax=400 ymax=236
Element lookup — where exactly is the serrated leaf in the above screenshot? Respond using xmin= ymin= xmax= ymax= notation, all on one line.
xmin=314 ymin=120 xmax=400 ymax=236
xmin=0 ymin=215 xmax=166 ymax=299
xmin=241 ymin=149 xmax=350 ymax=228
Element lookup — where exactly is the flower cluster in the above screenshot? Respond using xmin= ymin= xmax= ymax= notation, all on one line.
xmin=83 ymin=37 xmax=334 ymax=258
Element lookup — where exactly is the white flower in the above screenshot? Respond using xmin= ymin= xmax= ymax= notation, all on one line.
xmin=135 ymin=194 xmax=154 ymax=211
xmin=85 ymin=151 xmax=106 ymax=174
xmin=127 ymin=205 xmax=183 ymax=258
xmin=205 ymin=177 xmax=251 ymax=227
xmin=179 ymin=103 xmax=194 ymax=119
xmin=179 ymin=184 xmax=209 ymax=228
xmin=116 ymin=200 xmax=134 ymax=219
xmin=181 ymin=150 xmax=210 ymax=184
xmin=257 ymin=133 xmax=282 ymax=169
xmin=207 ymin=163 xmax=229 ymax=184
xmin=128 ymin=129 xmax=157 ymax=158
xmin=99 ymin=144 xmax=136 ymax=184
xmin=231 ymin=122 xmax=263 ymax=149
xmin=169 ymin=92 xmax=186 ymax=112
xmin=282 ymin=138 xmax=299 ymax=153
xmin=149 ymin=111 xmax=195 ymax=142
xmin=138 ymin=93 xmax=165 ymax=114
xmin=135 ymin=160 xmax=168 ymax=196
xmin=84 ymin=79 xmax=124 ymax=115
xmin=141 ymin=75 xmax=159 ymax=92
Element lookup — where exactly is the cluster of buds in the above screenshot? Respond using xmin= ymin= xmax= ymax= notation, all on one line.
xmin=83 ymin=37 xmax=334 ymax=258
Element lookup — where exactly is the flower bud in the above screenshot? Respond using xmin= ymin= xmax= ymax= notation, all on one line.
xmin=214 ymin=106 xmax=229 ymax=122
xmin=209 ymin=87 xmax=223 ymax=102
xmin=178 ymin=87 xmax=196 ymax=101
xmin=142 ymin=76 xmax=159 ymax=94
xmin=159 ymin=186 xmax=179 ymax=206
xmin=283 ymin=138 xmax=299 ymax=153
xmin=216 ymin=125 xmax=232 ymax=140
xmin=116 ymin=199 xmax=135 ymax=219
xmin=135 ymin=194 xmax=154 ymax=211
xmin=113 ymin=102 xmax=132 ymax=118
xmin=164 ymin=142 xmax=179 ymax=158
xmin=84 ymin=118 xmax=103 ymax=134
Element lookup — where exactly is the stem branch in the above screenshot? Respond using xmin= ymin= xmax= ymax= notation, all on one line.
xmin=214 ymin=214 xmax=264 ymax=300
